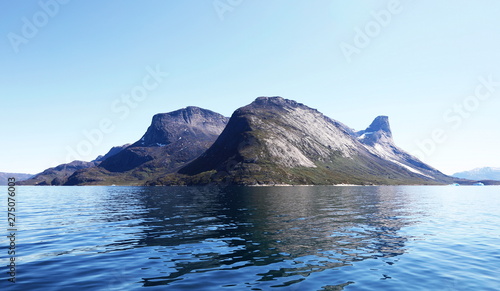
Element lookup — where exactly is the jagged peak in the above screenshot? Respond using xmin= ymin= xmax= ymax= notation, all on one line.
xmin=365 ymin=116 xmax=391 ymax=136
xmin=176 ymin=98 xmax=449 ymax=185
xmin=356 ymin=116 xmax=393 ymax=146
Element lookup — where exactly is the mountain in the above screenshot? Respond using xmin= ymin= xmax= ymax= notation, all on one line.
xmin=19 ymin=144 xmax=129 ymax=186
xmin=94 ymin=145 xmax=131 ymax=162
xmin=152 ymin=97 xmax=453 ymax=185
xmin=0 ymin=172 xmax=33 ymax=185
xmin=65 ymin=106 xmax=229 ymax=185
xmin=354 ymin=116 xmax=445 ymax=180
xmin=453 ymin=167 xmax=500 ymax=181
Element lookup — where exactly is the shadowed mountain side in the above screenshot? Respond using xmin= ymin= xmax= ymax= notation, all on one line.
xmin=151 ymin=97 xmax=455 ymax=186
xmin=19 ymin=144 xmax=129 ymax=186
xmin=65 ymin=106 xmax=229 ymax=185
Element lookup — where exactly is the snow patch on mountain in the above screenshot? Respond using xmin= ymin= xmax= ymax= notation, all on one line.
xmin=390 ymin=159 xmax=434 ymax=179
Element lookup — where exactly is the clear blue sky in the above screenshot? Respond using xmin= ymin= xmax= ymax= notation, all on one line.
xmin=1 ymin=0 xmax=499 ymax=175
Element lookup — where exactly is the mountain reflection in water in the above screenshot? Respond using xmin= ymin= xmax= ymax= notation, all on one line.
xmin=109 ymin=186 xmax=415 ymax=288
xmin=13 ymin=186 xmax=498 ymax=290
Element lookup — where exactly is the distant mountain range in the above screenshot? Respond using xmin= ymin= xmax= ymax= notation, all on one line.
xmin=453 ymin=167 xmax=500 ymax=181
xmin=0 ymin=172 xmax=33 ymax=185
xmin=19 ymin=96 xmax=495 ymax=186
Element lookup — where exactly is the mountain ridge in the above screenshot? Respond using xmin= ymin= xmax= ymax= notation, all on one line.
xmin=22 ymin=97 xmax=471 ymax=186
xmin=453 ymin=167 xmax=500 ymax=181
xmin=64 ymin=106 xmax=229 ymax=185
xmin=153 ymin=97 xmax=453 ymax=186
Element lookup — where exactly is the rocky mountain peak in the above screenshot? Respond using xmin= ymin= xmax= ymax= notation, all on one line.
xmin=172 ymin=98 xmax=452 ymax=186
xmin=357 ymin=116 xmax=393 ymax=146
xmin=136 ymin=107 xmax=228 ymax=147
xmin=365 ymin=116 xmax=391 ymax=136
xmin=179 ymin=97 xmax=371 ymax=179
xmin=246 ymin=96 xmax=310 ymax=112
xmin=171 ymin=106 xmax=211 ymax=124
xmin=254 ymin=96 xmax=298 ymax=106
xmin=97 ymin=106 xmax=228 ymax=173
xmin=25 ymin=97 xmax=453 ymax=186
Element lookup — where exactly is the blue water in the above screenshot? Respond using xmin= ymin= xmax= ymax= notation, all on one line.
xmin=1 ymin=186 xmax=499 ymax=290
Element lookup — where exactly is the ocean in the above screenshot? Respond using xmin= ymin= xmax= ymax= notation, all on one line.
xmin=1 ymin=186 xmax=499 ymax=290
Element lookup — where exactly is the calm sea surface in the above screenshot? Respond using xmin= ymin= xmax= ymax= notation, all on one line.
xmin=1 ymin=186 xmax=499 ymax=290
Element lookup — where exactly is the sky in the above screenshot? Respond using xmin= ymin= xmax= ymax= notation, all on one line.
xmin=1 ymin=0 xmax=500 ymax=176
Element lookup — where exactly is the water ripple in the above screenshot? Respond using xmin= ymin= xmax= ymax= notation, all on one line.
xmin=1 ymin=186 xmax=499 ymax=290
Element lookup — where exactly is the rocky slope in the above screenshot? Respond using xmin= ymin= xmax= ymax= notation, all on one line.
xmin=153 ymin=97 xmax=453 ymax=185
xmin=354 ymin=116 xmax=448 ymax=180
xmin=65 ymin=106 xmax=229 ymax=185
xmin=19 ymin=144 xmax=129 ymax=186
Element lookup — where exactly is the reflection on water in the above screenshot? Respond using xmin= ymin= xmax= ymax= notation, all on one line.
xmin=132 ymin=186 xmax=414 ymax=288
xmin=3 ymin=186 xmax=499 ymax=290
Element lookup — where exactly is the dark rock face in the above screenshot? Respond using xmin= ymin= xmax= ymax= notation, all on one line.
xmin=135 ymin=106 xmax=226 ymax=147
xmin=98 ymin=107 xmax=228 ymax=173
xmin=26 ymin=107 xmax=228 ymax=186
xmin=365 ymin=116 xmax=392 ymax=136
xmin=99 ymin=148 xmax=155 ymax=172
xmin=64 ymin=107 xmax=229 ymax=185
xmin=94 ymin=144 xmax=131 ymax=162
xmin=356 ymin=116 xmax=392 ymax=146
xmin=169 ymin=97 xmax=453 ymax=185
